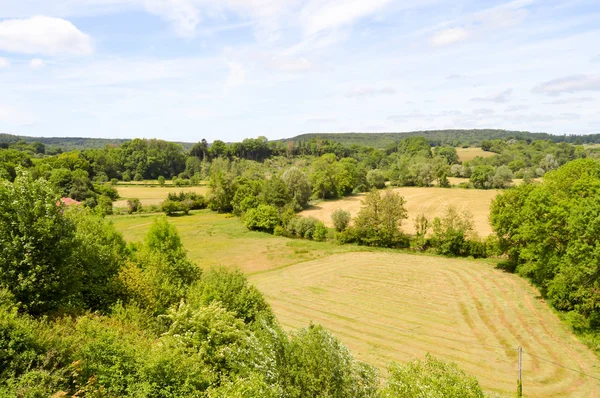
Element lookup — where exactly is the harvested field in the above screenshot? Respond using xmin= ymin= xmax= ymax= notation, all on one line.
xmin=300 ymin=187 xmax=500 ymax=236
xmin=456 ymin=147 xmax=496 ymax=162
xmin=251 ymin=252 xmax=600 ymax=397
xmin=114 ymin=185 xmax=209 ymax=207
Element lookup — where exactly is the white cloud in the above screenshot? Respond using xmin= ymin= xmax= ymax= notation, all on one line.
xmin=0 ymin=16 xmax=93 ymax=55
xmin=0 ymin=58 xmax=10 ymax=68
xmin=225 ymin=62 xmax=246 ymax=88
xmin=346 ymin=86 xmax=397 ymax=98
xmin=268 ymin=56 xmax=313 ymax=72
xmin=506 ymin=105 xmax=530 ymax=112
xmin=301 ymin=0 xmax=393 ymax=37
xmin=545 ymin=97 xmax=595 ymax=105
xmin=532 ymin=74 xmax=600 ymax=95
xmin=143 ymin=0 xmax=201 ymax=38
xmin=30 ymin=58 xmax=45 ymax=69
xmin=430 ymin=28 xmax=469 ymax=46
xmin=471 ymin=88 xmax=513 ymax=103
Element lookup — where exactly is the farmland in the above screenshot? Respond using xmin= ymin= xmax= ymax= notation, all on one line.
xmin=114 ymin=184 xmax=209 ymax=207
xmin=300 ymin=187 xmax=500 ymax=237
xmin=456 ymin=147 xmax=497 ymax=162
xmin=111 ymin=211 xmax=600 ymax=397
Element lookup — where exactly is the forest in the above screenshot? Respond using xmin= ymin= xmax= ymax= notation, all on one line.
xmin=1 ymin=131 xmax=600 ymax=396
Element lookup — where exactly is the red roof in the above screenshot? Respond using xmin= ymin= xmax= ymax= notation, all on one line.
xmin=58 ymin=197 xmax=82 ymax=206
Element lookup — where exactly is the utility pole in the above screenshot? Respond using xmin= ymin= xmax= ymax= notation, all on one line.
xmin=517 ymin=346 xmax=523 ymax=397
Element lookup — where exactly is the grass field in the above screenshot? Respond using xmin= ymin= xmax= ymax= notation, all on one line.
xmin=300 ymin=187 xmax=500 ymax=237
xmin=456 ymin=147 xmax=496 ymax=162
xmin=114 ymin=185 xmax=209 ymax=207
xmin=252 ymin=252 xmax=600 ymax=397
xmin=111 ymin=211 xmax=600 ymax=397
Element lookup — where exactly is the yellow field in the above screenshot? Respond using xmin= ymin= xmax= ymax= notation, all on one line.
xmin=300 ymin=187 xmax=500 ymax=237
xmin=114 ymin=185 xmax=209 ymax=207
xmin=252 ymin=252 xmax=600 ymax=397
xmin=456 ymin=147 xmax=496 ymax=162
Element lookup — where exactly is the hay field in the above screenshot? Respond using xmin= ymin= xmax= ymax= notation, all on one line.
xmin=251 ymin=252 xmax=600 ymax=397
xmin=456 ymin=147 xmax=496 ymax=162
xmin=114 ymin=185 xmax=209 ymax=207
xmin=300 ymin=187 xmax=500 ymax=236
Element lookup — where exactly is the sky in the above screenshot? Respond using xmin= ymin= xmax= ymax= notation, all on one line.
xmin=0 ymin=0 xmax=599 ymax=143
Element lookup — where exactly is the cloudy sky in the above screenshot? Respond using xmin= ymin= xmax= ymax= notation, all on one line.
xmin=0 ymin=0 xmax=598 ymax=142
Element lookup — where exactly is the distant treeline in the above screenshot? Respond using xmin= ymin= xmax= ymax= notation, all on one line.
xmin=285 ymin=129 xmax=600 ymax=149
xmin=3 ymin=129 xmax=600 ymax=153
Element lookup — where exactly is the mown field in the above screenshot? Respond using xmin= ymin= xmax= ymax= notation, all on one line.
xmin=111 ymin=211 xmax=600 ymax=397
xmin=456 ymin=147 xmax=496 ymax=162
xmin=114 ymin=184 xmax=209 ymax=208
xmin=300 ymin=187 xmax=500 ymax=237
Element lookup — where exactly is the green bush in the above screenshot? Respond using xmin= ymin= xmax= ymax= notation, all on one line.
xmin=312 ymin=222 xmax=328 ymax=242
xmin=380 ymin=354 xmax=485 ymax=398
xmin=244 ymin=205 xmax=280 ymax=232
xmin=127 ymin=198 xmax=142 ymax=214
xmin=331 ymin=208 xmax=351 ymax=232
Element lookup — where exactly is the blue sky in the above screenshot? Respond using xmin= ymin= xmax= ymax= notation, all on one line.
xmin=0 ymin=0 xmax=598 ymax=142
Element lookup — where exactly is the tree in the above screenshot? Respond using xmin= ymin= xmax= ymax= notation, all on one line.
xmin=430 ymin=206 xmax=475 ymax=256
xmin=470 ymin=165 xmax=495 ymax=189
xmin=366 ymin=169 xmax=386 ymax=189
xmin=158 ymin=176 xmax=165 ymax=186
xmin=244 ymin=205 xmax=280 ymax=232
xmin=127 ymin=198 xmax=142 ymax=214
xmin=66 ymin=208 xmax=128 ymax=311
xmin=282 ymin=167 xmax=312 ymax=210
xmin=0 ymin=170 xmax=77 ymax=314
xmin=380 ymin=354 xmax=484 ymax=398
xmin=331 ymin=209 xmax=351 ymax=232
xmin=283 ymin=324 xmax=379 ymax=398
xmin=353 ymin=189 xmax=408 ymax=247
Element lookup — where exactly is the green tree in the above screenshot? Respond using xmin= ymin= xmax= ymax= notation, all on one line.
xmin=282 ymin=167 xmax=312 ymax=210
xmin=0 ymin=170 xmax=77 ymax=314
xmin=470 ymin=165 xmax=495 ymax=189
xmin=331 ymin=208 xmax=351 ymax=232
xmin=283 ymin=324 xmax=379 ymax=398
xmin=380 ymin=354 xmax=485 ymax=398
xmin=353 ymin=189 xmax=408 ymax=247
xmin=244 ymin=205 xmax=280 ymax=232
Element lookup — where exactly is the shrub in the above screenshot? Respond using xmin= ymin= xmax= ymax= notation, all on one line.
xmin=127 ymin=198 xmax=142 ymax=214
xmin=331 ymin=208 xmax=351 ymax=232
xmin=157 ymin=176 xmax=165 ymax=186
xmin=186 ymin=266 xmax=274 ymax=325
xmin=380 ymin=354 xmax=484 ymax=398
xmin=286 ymin=217 xmax=320 ymax=239
xmin=430 ymin=206 xmax=474 ymax=256
xmin=312 ymin=222 xmax=328 ymax=242
xmin=244 ymin=205 xmax=280 ymax=232
xmin=97 ymin=195 xmax=114 ymax=216
xmin=162 ymin=199 xmax=188 ymax=216
xmin=167 ymin=191 xmax=206 ymax=210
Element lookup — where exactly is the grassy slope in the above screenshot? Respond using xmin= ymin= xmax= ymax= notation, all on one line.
xmin=114 ymin=185 xmax=209 ymax=207
xmin=111 ymin=211 xmax=600 ymax=397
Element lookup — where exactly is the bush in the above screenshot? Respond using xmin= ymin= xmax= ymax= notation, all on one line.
xmin=127 ymin=198 xmax=142 ymax=214
xmin=158 ymin=176 xmax=165 ymax=186
xmin=312 ymin=222 xmax=328 ymax=242
xmin=380 ymin=354 xmax=484 ymax=398
xmin=167 ymin=191 xmax=206 ymax=210
xmin=244 ymin=205 xmax=280 ymax=232
xmin=430 ymin=206 xmax=474 ymax=256
xmin=331 ymin=208 xmax=351 ymax=232
xmin=161 ymin=199 xmax=190 ymax=216
xmin=286 ymin=217 xmax=320 ymax=239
